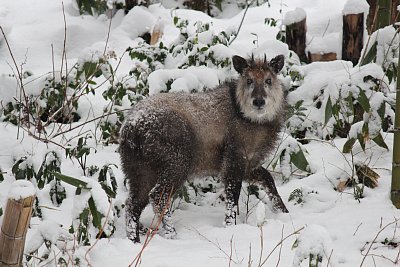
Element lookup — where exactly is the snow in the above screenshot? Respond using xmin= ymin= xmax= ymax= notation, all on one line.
xmin=7 ymin=180 xmax=36 ymax=200
xmin=283 ymin=7 xmax=306 ymax=26
xmin=292 ymin=224 xmax=334 ymax=266
xmin=0 ymin=0 xmax=399 ymax=266
xmin=343 ymin=0 xmax=370 ymax=16
xmin=148 ymin=66 xmax=226 ymax=94
xmin=25 ymin=220 xmax=69 ymax=254
xmin=306 ymin=33 xmax=340 ymax=54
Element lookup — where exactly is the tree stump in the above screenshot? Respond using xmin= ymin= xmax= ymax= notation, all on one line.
xmin=284 ymin=8 xmax=308 ymax=63
xmin=184 ymin=0 xmax=210 ymax=15
xmin=125 ymin=0 xmax=149 ymax=13
xmin=391 ymin=0 xmax=400 ymax=24
xmin=0 ymin=181 xmax=35 ymax=267
xmin=342 ymin=13 xmax=364 ymax=65
xmin=308 ymin=52 xmax=337 ymax=62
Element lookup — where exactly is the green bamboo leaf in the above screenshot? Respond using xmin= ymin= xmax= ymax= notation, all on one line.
xmin=343 ymin=138 xmax=356 ymax=153
xmin=324 ymin=96 xmax=333 ymax=126
xmin=100 ymin=184 xmax=116 ymax=199
xmin=377 ymin=102 xmax=386 ymax=120
xmin=357 ymin=87 xmax=371 ymax=112
xmin=360 ymin=41 xmax=377 ymax=66
xmin=53 ymin=172 xmax=90 ymax=189
xmin=88 ymin=197 xmax=102 ymax=229
xmin=358 ymin=133 xmax=366 ymax=151
xmin=372 ymin=133 xmax=389 ymax=150
xmin=290 ymin=146 xmax=310 ymax=172
xmin=345 ymin=92 xmax=354 ymax=115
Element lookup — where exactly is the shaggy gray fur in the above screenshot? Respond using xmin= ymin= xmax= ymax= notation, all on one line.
xmin=120 ymin=55 xmax=288 ymax=243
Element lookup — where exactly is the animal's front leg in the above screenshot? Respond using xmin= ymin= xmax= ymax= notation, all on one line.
xmin=250 ymin=167 xmax=288 ymax=213
xmin=222 ymin=150 xmax=245 ymax=226
xmin=224 ymin=178 xmax=242 ymax=226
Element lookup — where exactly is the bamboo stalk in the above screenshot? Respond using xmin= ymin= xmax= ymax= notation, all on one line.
xmin=376 ymin=0 xmax=392 ymax=31
xmin=391 ymin=44 xmax=400 ymax=208
xmin=0 ymin=187 xmax=35 ymax=267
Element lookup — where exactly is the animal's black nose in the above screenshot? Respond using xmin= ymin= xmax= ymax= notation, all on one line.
xmin=253 ymin=98 xmax=265 ymax=108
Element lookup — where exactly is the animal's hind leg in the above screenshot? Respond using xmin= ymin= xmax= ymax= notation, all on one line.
xmin=250 ymin=167 xmax=288 ymax=213
xmin=125 ymin=187 xmax=149 ymax=243
xmin=149 ymin=181 xmax=177 ymax=239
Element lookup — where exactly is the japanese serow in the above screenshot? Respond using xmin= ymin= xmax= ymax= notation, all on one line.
xmin=119 ymin=54 xmax=288 ymax=242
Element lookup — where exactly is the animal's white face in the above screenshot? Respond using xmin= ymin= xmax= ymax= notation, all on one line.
xmin=232 ymin=55 xmax=285 ymax=123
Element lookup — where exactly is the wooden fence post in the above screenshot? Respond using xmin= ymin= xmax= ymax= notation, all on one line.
xmin=342 ymin=0 xmax=369 ymax=65
xmin=0 ymin=181 xmax=35 ymax=267
xmin=284 ymin=7 xmax=308 ymax=63
xmin=125 ymin=0 xmax=149 ymax=13
xmin=308 ymin=52 xmax=337 ymax=62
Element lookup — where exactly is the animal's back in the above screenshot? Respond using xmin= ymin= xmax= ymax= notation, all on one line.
xmin=120 ymin=85 xmax=233 ymax=176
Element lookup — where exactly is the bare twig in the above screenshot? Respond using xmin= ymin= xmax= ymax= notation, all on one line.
xmin=248 ymin=244 xmax=252 ymax=267
xmin=129 ymin=187 xmax=174 ymax=267
xmin=260 ymin=226 xmax=304 ymax=266
xmin=275 ymin=225 xmax=284 ymax=267
xmin=257 ymin=226 xmax=264 ymax=267
xmin=228 ymin=235 xmax=234 ymax=267
xmin=191 ymin=228 xmax=239 ymax=265
xmin=228 ymin=0 xmax=255 ymax=46
xmin=360 ymin=218 xmax=400 ymax=266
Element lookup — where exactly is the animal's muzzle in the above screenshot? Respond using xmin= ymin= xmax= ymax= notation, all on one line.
xmin=253 ymin=98 xmax=265 ymax=108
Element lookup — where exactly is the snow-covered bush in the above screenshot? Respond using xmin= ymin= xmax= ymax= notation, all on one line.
xmin=286 ymin=61 xmax=394 ymax=153
xmin=99 ymin=16 xmax=236 ymax=144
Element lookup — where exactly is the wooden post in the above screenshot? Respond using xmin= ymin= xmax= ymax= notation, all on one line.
xmin=0 ymin=181 xmax=35 ymax=267
xmin=391 ymin=0 xmax=400 ymax=24
xmin=183 ymin=0 xmax=211 ymax=15
xmin=284 ymin=8 xmax=308 ymax=63
xmin=342 ymin=13 xmax=364 ymax=65
xmin=125 ymin=0 xmax=149 ymax=13
xmin=308 ymin=52 xmax=337 ymax=62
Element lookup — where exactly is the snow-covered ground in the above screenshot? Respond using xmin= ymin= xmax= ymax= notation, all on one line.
xmin=1 ymin=0 xmax=400 ymax=266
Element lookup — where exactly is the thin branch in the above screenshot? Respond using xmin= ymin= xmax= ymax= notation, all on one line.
xmin=228 ymin=0 xmax=255 ymax=46
xmin=190 ymin=228 xmax=239 ymax=265
xmin=275 ymin=225 xmax=284 ymax=267
xmin=260 ymin=226 xmax=304 ymax=266
xmin=360 ymin=218 xmax=400 ymax=266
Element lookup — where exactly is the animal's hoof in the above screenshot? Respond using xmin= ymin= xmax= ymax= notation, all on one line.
xmin=127 ymin=233 xmax=141 ymax=243
xmin=158 ymin=227 xmax=177 ymax=239
xmin=224 ymin=216 xmax=236 ymax=227
xmin=273 ymin=203 xmax=289 ymax=213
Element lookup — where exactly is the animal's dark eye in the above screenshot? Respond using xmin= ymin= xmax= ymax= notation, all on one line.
xmin=247 ymin=79 xmax=253 ymax=85
xmin=265 ymin=78 xmax=272 ymax=85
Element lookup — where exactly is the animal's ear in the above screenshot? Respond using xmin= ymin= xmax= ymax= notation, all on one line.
xmin=232 ymin=55 xmax=248 ymax=74
xmin=269 ymin=55 xmax=285 ymax=73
